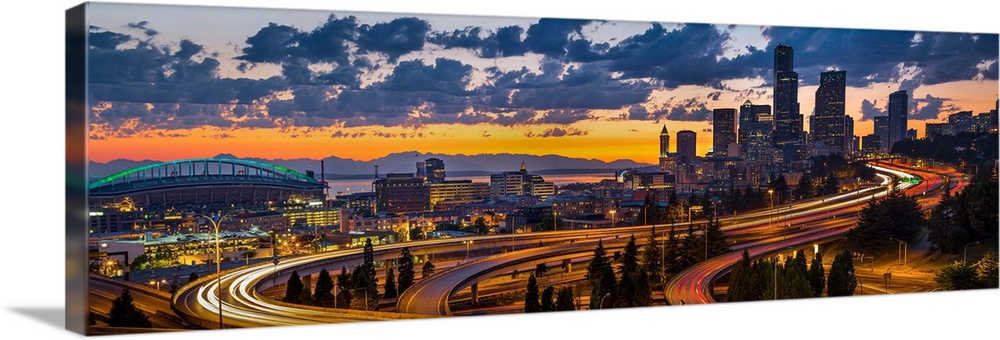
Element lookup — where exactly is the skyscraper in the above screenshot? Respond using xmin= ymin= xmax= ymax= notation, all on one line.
xmin=676 ymin=130 xmax=697 ymax=164
xmin=713 ymin=108 xmax=737 ymax=156
xmin=888 ymin=90 xmax=908 ymax=151
xmin=811 ymin=70 xmax=847 ymax=153
xmin=844 ymin=115 xmax=855 ymax=153
xmin=874 ymin=116 xmax=890 ymax=151
xmin=738 ymin=101 xmax=773 ymax=162
xmin=773 ymin=45 xmax=802 ymax=148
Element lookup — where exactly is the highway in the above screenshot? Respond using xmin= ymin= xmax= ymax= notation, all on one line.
xmin=166 ymin=159 xmax=962 ymax=325
xmin=663 ymin=161 xmax=965 ymax=305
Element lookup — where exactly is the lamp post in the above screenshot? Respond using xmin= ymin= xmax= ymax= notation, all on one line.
xmin=889 ymin=238 xmax=907 ymax=267
xmin=599 ymin=293 xmax=611 ymax=309
xmin=609 ymin=210 xmax=616 ymax=228
xmin=196 ymin=211 xmax=238 ymax=329
xmin=767 ymin=189 xmax=774 ymax=230
xmin=964 ymin=241 xmax=980 ymax=263
xmin=148 ymin=278 xmax=167 ymax=290
xmin=463 ymin=239 xmax=474 ymax=259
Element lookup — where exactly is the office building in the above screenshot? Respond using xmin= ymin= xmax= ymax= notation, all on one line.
xmin=374 ymin=173 xmax=430 ymax=214
xmin=773 ymin=45 xmax=802 ymax=148
xmin=888 ymin=90 xmax=908 ymax=150
xmin=874 ymin=116 xmax=890 ymax=151
xmin=676 ymin=130 xmax=697 ymax=164
xmin=811 ymin=70 xmax=846 ymax=153
xmin=713 ymin=108 xmax=737 ymax=156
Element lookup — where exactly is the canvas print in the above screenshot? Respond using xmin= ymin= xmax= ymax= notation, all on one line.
xmin=67 ymin=1 xmax=999 ymax=335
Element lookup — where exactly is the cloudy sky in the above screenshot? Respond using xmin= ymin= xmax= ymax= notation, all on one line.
xmin=85 ymin=2 xmax=998 ymax=164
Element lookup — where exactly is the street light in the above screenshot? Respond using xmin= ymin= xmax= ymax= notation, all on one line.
xmin=767 ymin=189 xmax=774 ymax=230
xmin=463 ymin=239 xmax=474 ymax=259
xmin=148 ymin=278 xmax=167 ymax=290
xmin=964 ymin=241 xmax=980 ymax=263
xmin=599 ymin=293 xmax=611 ymax=309
xmin=195 ymin=211 xmax=238 ymax=329
xmin=609 ymin=210 xmax=616 ymax=227
xmin=889 ymin=238 xmax=907 ymax=267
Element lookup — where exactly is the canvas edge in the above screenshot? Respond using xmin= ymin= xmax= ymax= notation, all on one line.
xmin=66 ymin=1 xmax=89 ymax=335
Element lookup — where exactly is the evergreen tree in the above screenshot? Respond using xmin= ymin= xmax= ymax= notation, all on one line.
xmin=524 ymin=273 xmax=541 ymax=313
xmin=632 ymin=265 xmax=653 ymax=307
xmin=849 ymin=192 xmax=923 ymax=259
xmin=421 ymin=260 xmax=435 ymax=278
xmin=108 ymin=288 xmax=152 ymax=328
xmin=297 ymin=274 xmax=313 ymax=305
xmin=284 ymin=270 xmax=305 ymax=303
xmin=642 ymin=228 xmax=663 ymax=286
xmin=383 ymin=267 xmax=397 ymax=299
xmin=616 ymin=235 xmax=640 ymax=307
xmin=823 ymin=173 xmax=840 ymax=195
xmin=808 ymin=251 xmax=825 ymax=297
xmin=935 ymin=261 xmax=980 ymax=290
xmin=779 ymin=251 xmax=814 ymax=299
xmin=705 ymin=215 xmax=730 ymax=258
xmin=827 ymin=250 xmax=857 ymax=297
xmin=555 ymin=286 xmax=576 ymax=311
xmin=597 ymin=261 xmax=617 ymax=308
xmin=362 ymin=238 xmax=378 ymax=296
xmin=727 ymin=249 xmax=761 ymax=302
xmin=540 ymin=286 xmax=555 ymax=312
xmin=586 ymin=241 xmax=607 ymax=310
xmin=679 ymin=224 xmax=701 ymax=267
xmin=336 ymin=266 xmax=351 ymax=308
xmin=662 ymin=225 xmax=685 ymax=279
xmin=397 ymin=247 xmax=415 ymax=293
xmin=975 ymin=251 xmax=998 ymax=288
xmin=313 ymin=268 xmax=335 ymax=307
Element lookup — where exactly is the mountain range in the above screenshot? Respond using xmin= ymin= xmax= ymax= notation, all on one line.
xmin=88 ymin=152 xmax=653 ymax=180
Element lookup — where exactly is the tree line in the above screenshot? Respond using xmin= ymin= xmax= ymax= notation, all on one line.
xmin=282 ymin=239 xmax=435 ymax=310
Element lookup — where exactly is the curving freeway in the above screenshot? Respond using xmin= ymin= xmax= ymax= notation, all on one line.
xmin=663 ymin=161 xmax=965 ymax=305
xmin=169 ymin=160 xmax=963 ymax=325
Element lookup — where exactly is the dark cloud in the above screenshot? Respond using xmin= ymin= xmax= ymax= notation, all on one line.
xmin=238 ymin=23 xmax=300 ymax=63
xmin=89 ymin=30 xmax=132 ymax=49
xmin=357 ymin=17 xmax=430 ymax=62
xmin=665 ymin=101 xmax=712 ymax=121
xmin=128 ymin=21 xmax=159 ymax=36
xmin=524 ymin=18 xmax=591 ymax=58
xmin=535 ymin=109 xmax=591 ymax=124
xmin=628 ymin=105 xmax=653 ymax=120
xmin=859 ymin=99 xmax=885 ymax=121
xmin=492 ymin=110 xmax=537 ymax=126
xmin=380 ymin=58 xmax=473 ymax=96
xmin=708 ymin=91 xmax=722 ymax=101
xmin=296 ymin=15 xmax=358 ymax=64
xmin=912 ymin=94 xmax=958 ymax=120
xmin=607 ymin=23 xmax=767 ymax=89
xmin=430 ymin=25 xmax=528 ymax=58
xmin=524 ymin=127 xmax=589 ymax=138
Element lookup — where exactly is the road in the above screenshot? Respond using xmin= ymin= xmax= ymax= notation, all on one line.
xmin=663 ymin=161 xmax=965 ymax=305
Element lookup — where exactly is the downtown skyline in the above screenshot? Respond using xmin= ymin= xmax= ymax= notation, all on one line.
xmin=86 ymin=3 xmax=998 ymax=165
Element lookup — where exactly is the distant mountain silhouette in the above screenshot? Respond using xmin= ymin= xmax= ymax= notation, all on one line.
xmin=88 ymin=151 xmax=652 ymax=180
